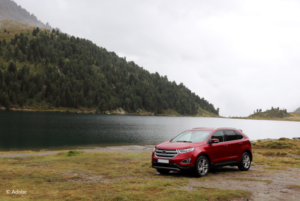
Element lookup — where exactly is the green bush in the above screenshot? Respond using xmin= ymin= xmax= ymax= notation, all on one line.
xmin=279 ymin=138 xmax=288 ymax=141
xmin=67 ymin=150 xmax=84 ymax=156
xmin=266 ymin=142 xmax=293 ymax=149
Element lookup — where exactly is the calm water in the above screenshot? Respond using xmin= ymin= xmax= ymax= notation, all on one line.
xmin=0 ymin=110 xmax=300 ymax=151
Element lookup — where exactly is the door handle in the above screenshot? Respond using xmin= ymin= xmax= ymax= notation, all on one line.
xmin=239 ymin=142 xmax=243 ymax=145
xmin=224 ymin=144 xmax=228 ymax=146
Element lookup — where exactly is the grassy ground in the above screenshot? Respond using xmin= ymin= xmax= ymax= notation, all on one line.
xmin=252 ymin=138 xmax=300 ymax=169
xmin=1 ymin=138 xmax=300 ymax=200
xmin=0 ymin=20 xmax=36 ymax=41
xmin=0 ymin=150 xmax=251 ymax=201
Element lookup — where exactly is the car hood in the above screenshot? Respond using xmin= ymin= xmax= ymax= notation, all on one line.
xmin=155 ymin=141 xmax=204 ymax=149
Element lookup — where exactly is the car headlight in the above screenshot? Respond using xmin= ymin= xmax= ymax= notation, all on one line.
xmin=178 ymin=148 xmax=194 ymax=153
xmin=153 ymin=148 xmax=156 ymax=152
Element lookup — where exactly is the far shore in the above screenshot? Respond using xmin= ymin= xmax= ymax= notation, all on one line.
xmin=2 ymin=106 xmax=300 ymax=122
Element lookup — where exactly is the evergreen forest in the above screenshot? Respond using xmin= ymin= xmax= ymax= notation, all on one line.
xmin=0 ymin=27 xmax=219 ymax=116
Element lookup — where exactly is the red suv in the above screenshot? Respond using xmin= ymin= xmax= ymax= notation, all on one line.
xmin=152 ymin=127 xmax=252 ymax=177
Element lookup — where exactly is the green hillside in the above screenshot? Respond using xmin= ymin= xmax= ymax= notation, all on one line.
xmin=0 ymin=21 xmax=219 ymax=116
xmin=248 ymin=108 xmax=291 ymax=119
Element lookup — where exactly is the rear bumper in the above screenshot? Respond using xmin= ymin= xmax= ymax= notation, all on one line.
xmin=152 ymin=162 xmax=194 ymax=172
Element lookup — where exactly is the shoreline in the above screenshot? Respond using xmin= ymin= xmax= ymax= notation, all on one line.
xmin=2 ymin=106 xmax=300 ymax=122
xmin=0 ymin=106 xmax=221 ymax=118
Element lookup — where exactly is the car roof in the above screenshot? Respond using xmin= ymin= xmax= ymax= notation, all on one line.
xmin=190 ymin=128 xmax=216 ymax=131
xmin=190 ymin=127 xmax=242 ymax=131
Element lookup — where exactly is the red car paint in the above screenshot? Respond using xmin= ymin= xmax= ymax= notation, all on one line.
xmin=152 ymin=127 xmax=252 ymax=175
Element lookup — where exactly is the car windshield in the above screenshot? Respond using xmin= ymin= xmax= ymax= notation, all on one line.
xmin=171 ymin=130 xmax=212 ymax=143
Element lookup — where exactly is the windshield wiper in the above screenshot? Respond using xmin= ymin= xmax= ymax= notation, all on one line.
xmin=176 ymin=141 xmax=192 ymax=143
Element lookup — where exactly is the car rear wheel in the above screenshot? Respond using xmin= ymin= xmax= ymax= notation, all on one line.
xmin=156 ymin=169 xmax=170 ymax=174
xmin=238 ymin=152 xmax=251 ymax=171
xmin=195 ymin=156 xmax=209 ymax=177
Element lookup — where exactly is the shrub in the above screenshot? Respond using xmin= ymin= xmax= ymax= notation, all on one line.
xmin=258 ymin=151 xmax=287 ymax=157
xmin=67 ymin=150 xmax=83 ymax=156
xmin=266 ymin=142 xmax=293 ymax=149
xmin=279 ymin=138 xmax=288 ymax=141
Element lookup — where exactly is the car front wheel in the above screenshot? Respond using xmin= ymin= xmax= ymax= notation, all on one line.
xmin=195 ymin=156 xmax=209 ymax=177
xmin=238 ymin=152 xmax=251 ymax=171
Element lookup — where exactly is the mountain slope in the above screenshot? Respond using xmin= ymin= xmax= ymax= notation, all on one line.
xmin=294 ymin=107 xmax=300 ymax=114
xmin=0 ymin=0 xmax=51 ymax=29
xmin=0 ymin=23 xmax=219 ymax=116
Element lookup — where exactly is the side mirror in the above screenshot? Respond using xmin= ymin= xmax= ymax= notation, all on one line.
xmin=211 ymin=138 xmax=219 ymax=143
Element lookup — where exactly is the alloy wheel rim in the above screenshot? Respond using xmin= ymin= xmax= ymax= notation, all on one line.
xmin=198 ymin=158 xmax=208 ymax=175
xmin=243 ymin=155 xmax=250 ymax=169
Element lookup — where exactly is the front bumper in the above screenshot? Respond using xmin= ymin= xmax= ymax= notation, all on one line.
xmin=152 ymin=161 xmax=194 ymax=172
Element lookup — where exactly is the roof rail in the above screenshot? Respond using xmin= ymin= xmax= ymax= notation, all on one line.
xmin=217 ymin=127 xmax=236 ymax=129
xmin=192 ymin=127 xmax=208 ymax=129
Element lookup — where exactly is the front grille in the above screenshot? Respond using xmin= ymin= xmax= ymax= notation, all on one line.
xmin=155 ymin=149 xmax=178 ymax=159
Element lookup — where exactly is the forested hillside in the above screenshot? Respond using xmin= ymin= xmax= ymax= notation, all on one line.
xmin=0 ymin=25 xmax=219 ymax=116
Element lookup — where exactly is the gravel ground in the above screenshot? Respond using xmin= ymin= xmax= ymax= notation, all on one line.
xmin=1 ymin=145 xmax=299 ymax=201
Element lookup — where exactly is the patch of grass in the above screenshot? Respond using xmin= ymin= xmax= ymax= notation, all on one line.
xmin=189 ymin=187 xmax=251 ymax=201
xmin=257 ymin=151 xmax=287 ymax=157
xmin=289 ymin=185 xmax=300 ymax=189
xmin=264 ymin=166 xmax=288 ymax=170
xmin=279 ymin=137 xmax=288 ymax=141
xmin=266 ymin=142 xmax=293 ymax=149
xmin=253 ymin=151 xmax=300 ymax=169
xmin=231 ymin=178 xmax=273 ymax=183
xmin=66 ymin=150 xmax=84 ymax=156
xmin=0 ymin=151 xmax=251 ymax=201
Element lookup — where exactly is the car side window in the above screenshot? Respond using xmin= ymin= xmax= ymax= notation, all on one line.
xmin=234 ymin=130 xmax=244 ymax=139
xmin=224 ymin=130 xmax=238 ymax=141
xmin=211 ymin=131 xmax=224 ymax=142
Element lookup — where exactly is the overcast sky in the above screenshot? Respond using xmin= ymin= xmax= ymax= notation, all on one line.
xmin=13 ymin=0 xmax=300 ymax=117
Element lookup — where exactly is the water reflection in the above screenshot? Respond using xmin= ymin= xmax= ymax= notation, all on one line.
xmin=0 ymin=110 xmax=299 ymax=150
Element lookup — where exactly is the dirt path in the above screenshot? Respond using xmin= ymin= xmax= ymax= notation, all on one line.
xmin=1 ymin=146 xmax=299 ymax=201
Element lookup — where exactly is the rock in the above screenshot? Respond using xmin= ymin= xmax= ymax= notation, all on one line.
xmin=280 ymin=189 xmax=289 ymax=193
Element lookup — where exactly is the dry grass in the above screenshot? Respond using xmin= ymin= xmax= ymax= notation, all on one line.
xmin=289 ymin=185 xmax=300 ymax=189
xmin=231 ymin=178 xmax=273 ymax=183
xmin=251 ymin=138 xmax=300 ymax=170
xmin=0 ymin=151 xmax=251 ymax=200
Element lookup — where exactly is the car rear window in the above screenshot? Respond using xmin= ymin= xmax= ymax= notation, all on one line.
xmin=234 ymin=130 xmax=244 ymax=139
xmin=224 ymin=130 xmax=238 ymax=141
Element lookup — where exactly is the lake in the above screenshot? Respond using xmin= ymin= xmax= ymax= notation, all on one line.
xmin=0 ymin=110 xmax=299 ymax=151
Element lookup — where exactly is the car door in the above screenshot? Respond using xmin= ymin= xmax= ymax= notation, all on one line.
xmin=234 ymin=130 xmax=246 ymax=160
xmin=224 ymin=130 xmax=240 ymax=161
xmin=205 ymin=130 xmax=229 ymax=164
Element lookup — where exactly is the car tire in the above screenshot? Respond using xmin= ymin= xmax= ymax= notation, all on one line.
xmin=195 ymin=156 xmax=209 ymax=177
xmin=238 ymin=152 xmax=251 ymax=171
xmin=156 ymin=169 xmax=170 ymax=174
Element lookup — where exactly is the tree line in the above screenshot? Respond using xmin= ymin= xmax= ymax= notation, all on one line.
xmin=0 ymin=27 xmax=219 ymax=115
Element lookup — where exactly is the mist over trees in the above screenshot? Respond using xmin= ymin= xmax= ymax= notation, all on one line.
xmin=0 ymin=27 xmax=219 ymax=115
